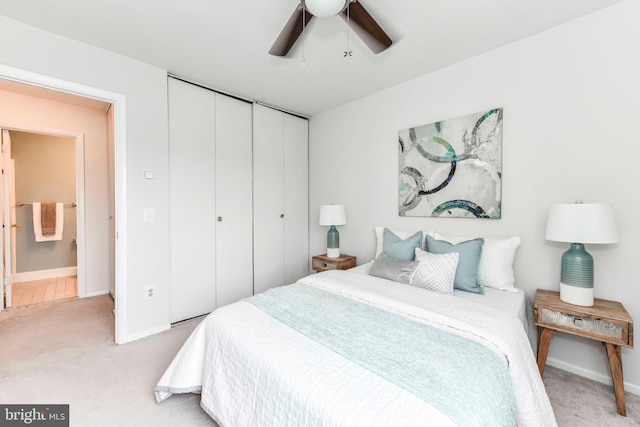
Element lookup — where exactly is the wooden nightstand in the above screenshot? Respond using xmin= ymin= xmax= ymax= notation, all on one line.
xmin=534 ymin=289 xmax=634 ymax=416
xmin=312 ymin=254 xmax=357 ymax=273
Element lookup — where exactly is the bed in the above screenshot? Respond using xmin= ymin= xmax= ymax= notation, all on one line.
xmin=155 ymin=229 xmax=557 ymax=427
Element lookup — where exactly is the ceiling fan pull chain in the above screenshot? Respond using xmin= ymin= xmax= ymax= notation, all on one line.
xmin=344 ymin=1 xmax=353 ymax=58
xmin=301 ymin=6 xmax=307 ymax=67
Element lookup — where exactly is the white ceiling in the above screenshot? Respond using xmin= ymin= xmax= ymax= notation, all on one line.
xmin=0 ymin=0 xmax=621 ymax=116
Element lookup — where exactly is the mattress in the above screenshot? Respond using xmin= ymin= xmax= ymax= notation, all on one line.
xmin=155 ymin=268 xmax=556 ymax=427
xmin=352 ymin=261 xmax=538 ymax=350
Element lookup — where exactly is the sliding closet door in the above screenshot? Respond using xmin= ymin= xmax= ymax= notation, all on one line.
xmin=254 ymin=104 xmax=309 ymax=294
xmin=215 ymin=94 xmax=253 ymax=307
xmin=253 ymin=104 xmax=285 ymax=294
xmin=168 ymin=78 xmax=216 ymax=323
xmin=283 ymin=114 xmax=309 ymax=284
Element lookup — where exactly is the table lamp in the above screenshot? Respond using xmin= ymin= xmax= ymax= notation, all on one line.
xmin=319 ymin=204 xmax=346 ymax=258
xmin=544 ymin=201 xmax=618 ymax=306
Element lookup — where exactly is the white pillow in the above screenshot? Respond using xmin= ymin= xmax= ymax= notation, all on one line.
xmin=426 ymin=231 xmax=521 ymax=292
xmin=374 ymin=227 xmax=434 ymax=258
xmin=411 ymin=248 xmax=459 ymax=294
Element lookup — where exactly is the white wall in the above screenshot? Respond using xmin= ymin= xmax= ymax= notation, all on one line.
xmin=0 ymin=15 xmax=170 ymax=339
xmin=309 ymin=0 xmax=640 ymax=392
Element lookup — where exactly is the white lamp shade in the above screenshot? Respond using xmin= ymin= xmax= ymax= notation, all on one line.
xmin=545 ymin=203 xmax=618 ymax=244
xmin=304 ymin=0 xmax=347 ymax=18
xmin=319 ymin=204 xmax=346 ymax=226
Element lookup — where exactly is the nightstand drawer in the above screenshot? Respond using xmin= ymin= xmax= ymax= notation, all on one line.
xmin=539 ymin=308 xmax=628 ymax=344
xmin=312 ymin=254 xmax=357 ymax=273
xmin=312 ymin=258 xmax=337 ymax=271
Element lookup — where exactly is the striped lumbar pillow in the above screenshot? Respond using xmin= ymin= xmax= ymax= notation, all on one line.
xmin=410 ymin=249 xmax=459 ymax=294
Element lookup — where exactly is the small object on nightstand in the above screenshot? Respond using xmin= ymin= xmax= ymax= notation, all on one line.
xmin=312 ymin=254 xmax=356 ymax=273
xmin=534 ymin=289 xmax=633 ymax=416
xmin=319 ymin=205 xmax=347 ymax=258
xmin=544 ymin=201 xmax=618 ymax=306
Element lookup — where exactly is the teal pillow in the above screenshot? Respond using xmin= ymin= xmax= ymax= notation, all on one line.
xmin=383 ymin=228 xmax=423 ymax=261
xmin=425 ymin=235 xmax=484 ymax=294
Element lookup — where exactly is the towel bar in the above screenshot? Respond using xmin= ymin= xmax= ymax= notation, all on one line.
xmin=16 ymin=202 xmax=77 ymax=208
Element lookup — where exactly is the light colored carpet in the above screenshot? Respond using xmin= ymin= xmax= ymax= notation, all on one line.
xmin=0 ymin=295 xmax=215 ymax=427
xmin=1 ymin=295 xmax=638 ymax=426
xmin=543 ymin=365 xmax=640 ymax=426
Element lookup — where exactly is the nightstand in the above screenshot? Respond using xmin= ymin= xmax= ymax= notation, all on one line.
xmin=312 ymin=254 xmax=357 ymax=273
xmin=534 ymin=289 xmax=634 ymax=416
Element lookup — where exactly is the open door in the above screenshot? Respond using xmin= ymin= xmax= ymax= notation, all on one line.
xmin=107 ymin=106 xmax=115 ymax=299
xmin=9 ymin=159 xmax=16 ymax=281
xmin=1 ymin=129 xmax=13 ymax=310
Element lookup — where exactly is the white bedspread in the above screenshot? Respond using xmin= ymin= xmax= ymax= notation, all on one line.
xmin=155 ymin=270 xmax=557 ymax=427
xmin=353 ymin=261 xmax=539 ymax=351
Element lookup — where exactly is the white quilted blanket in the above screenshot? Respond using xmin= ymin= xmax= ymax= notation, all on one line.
xmin=155 ymin=270 xmax=557 ymax=427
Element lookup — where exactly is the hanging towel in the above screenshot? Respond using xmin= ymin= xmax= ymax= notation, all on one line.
xmin=41 ymin=201 xmax=57 ymax=235
xmin=33 ymin=202 xmax=64 ymax=242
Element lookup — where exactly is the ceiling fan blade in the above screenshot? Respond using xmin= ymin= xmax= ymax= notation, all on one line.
xmin=341 ymin=1 xmax=392 ymax=54
xmin=269 ymin=5 xmax=314 ymax=57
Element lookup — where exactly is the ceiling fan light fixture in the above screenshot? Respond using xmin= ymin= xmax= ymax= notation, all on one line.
xmin=304 ymin=0 xmax=348 ymax=18
xmin=269 ymin=0 xmax=392 ymax=57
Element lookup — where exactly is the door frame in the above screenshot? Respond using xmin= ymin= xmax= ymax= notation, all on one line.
xmin=1 ymin=128 xmax=86 ymax=300
xmin=0 ymin=64 xmax=128 ymax=344
xmin=1 ymin=130 xmax=12 ymax=308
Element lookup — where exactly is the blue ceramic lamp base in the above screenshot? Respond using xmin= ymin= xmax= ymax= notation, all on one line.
xmin=326 ymin=226 xmax=340 ymax=258
xmin=559 ymin=243 xmax=594 ymax=307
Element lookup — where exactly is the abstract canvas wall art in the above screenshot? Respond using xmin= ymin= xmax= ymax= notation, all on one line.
xmin=398 ymin=108 xmax=503 ymax=218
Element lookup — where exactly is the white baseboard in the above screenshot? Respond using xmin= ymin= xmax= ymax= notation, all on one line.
xmin=127 ymin=324 xmax=171 ymax=343
xmin=13 ymin=267 xmax=78 ymax=283
xmin=547 ymin=357 xmax=640 ymax=396
xmin=85 ymin=290 xmax=110 ymax=298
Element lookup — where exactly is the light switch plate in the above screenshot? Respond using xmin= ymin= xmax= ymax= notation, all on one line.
xmin=143 ymin=208 xmax=155 ymax=222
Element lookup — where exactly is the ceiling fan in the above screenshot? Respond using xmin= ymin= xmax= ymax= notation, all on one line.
xmin=269 ymin=0 xmax=392 ymax=57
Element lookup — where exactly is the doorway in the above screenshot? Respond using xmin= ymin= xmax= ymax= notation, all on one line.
xmin=0 ymin=67 xmax=126 ymax=343
xmin=4 ymin=130 xmax=79 ymax=307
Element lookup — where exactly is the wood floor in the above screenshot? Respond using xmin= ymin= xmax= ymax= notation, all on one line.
xmin=10 ymin=275 xmax=78 ymax=308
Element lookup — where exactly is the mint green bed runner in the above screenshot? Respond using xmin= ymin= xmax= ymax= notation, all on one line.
xmin=247 ymin=283 xmax=516 ymax=426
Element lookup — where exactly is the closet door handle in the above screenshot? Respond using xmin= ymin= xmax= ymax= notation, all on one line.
xmin=280 ymin=214 xmax=284 ymax=218
xmin=218 ymin=216 xmax=223 ymax=222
